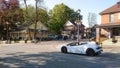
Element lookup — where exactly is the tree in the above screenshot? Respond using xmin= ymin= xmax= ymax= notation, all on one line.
xmin=0 ymin=0 xmax=24 ymax=40
xmin=6 ymin=9 xmax=24 ymax=26
xmin=19 ymin=0 xmax=47 ymax=41
xmin=34 ymin=0 xmax=44 ymax=40
xmin=37 ymin=8 xmax=49 ymax=24
xmin=22 ymin=5 xmax=48 ymax=25
xmin=22 ymin=5 xmax=36 ymax=22
xmin=87 ymin=12 xmax=97 ymax=39
xmin=48 ymin=3 xmax=74 ymax=34
xmin=0 ymin=0 xmax=24 ymax=28
xmin=88 ymin=12 xmax=97 ymax=27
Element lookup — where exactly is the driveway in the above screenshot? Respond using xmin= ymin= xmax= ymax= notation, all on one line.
xmin=0 ymin=41 xmax=120 ymax=68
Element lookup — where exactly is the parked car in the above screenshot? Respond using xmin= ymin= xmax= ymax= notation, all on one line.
xmin=61 ymin=42 xmax=102 ymax=56
xmin=48 ymin=35 xmax=58 ymax=40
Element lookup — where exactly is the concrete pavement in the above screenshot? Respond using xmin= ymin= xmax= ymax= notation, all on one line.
xmin=0 ymin=41 xmax=120 ymax=68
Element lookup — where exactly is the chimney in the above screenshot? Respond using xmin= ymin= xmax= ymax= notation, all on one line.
xmin=117 ymin=1 xmax=120 ymax=8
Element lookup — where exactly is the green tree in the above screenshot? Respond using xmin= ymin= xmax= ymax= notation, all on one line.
xmin=0 ymin=0 xmax=24 ymax=40
xmin=37 ymin=8 xmax=49 ymax=24
xmin=48 ymin=3 xmax=74 ymax=34
xmin=22 ymin=5 xmax=36 ymax=22
xmin=0 ymin=0 xmax=24 ymax=29
xmin=5 ymin=9 xmax=24 ymax=28
xmin=22 ymin=5 xmax=48 ymax=24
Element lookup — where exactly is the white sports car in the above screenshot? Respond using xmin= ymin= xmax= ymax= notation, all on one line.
xmin=61 ymin=42 xmax=103 ymax=56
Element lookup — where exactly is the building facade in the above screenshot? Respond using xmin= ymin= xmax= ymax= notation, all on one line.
xmin=9 ymin=21 xmax=49 ymax=41
xmin=62 ymin=20 xmax=85 ymax=40
xmin=97 ymin=1 xmax=120 ymax=41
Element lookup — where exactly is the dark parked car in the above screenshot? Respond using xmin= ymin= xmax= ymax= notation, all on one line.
xmin=48 ymin=35 xmax=58 ymax=40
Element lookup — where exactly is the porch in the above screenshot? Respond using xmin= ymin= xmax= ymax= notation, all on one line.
xmin=96 ymin=23 xmax=120 ymax=44
xmin=102 ymin=36 xmax=120 ymax=46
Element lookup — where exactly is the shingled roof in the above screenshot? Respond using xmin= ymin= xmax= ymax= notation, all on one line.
xmin=100 ymin=2 xmax=120 ymax=15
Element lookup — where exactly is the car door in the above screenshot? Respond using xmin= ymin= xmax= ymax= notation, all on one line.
xmin=73 ymin=45 xmax=85 ymax=54
xmin=67 ymin=45 xmax=76 ymax=53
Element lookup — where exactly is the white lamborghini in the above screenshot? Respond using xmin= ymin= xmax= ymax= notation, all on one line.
xmin=61 ymin=42 xmax=103 ymax=56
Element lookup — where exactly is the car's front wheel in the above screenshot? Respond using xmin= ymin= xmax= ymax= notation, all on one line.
xmin=86 ymin=48 xmax=95 ymax=56
xmin=61 ymin=47 xmax=67 ymax=53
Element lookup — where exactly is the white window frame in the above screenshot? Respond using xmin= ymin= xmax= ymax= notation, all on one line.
xmin=118 ymin=13 xmax=120 ymax=19
xmin=109 ymin=14 xmax=114 ymax=23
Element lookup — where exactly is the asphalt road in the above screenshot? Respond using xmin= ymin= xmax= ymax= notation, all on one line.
xmin=0 ymin=41 xmax=120 ymax=68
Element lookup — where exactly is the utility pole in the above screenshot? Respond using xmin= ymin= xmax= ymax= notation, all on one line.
xmin=76 ymin=9 xmax=82 ymax=44
xmin=34 ymin=0 xmax=38 ymax=42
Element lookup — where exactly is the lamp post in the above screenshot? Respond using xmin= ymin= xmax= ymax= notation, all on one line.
xmin=76 ymin=9 xmax=82 ymax=44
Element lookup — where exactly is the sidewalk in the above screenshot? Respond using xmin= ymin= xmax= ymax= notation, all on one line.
xmin=102 ymin=45 xmax=120 ymax=53
xmin=102 ymin=38 xmax=120 ymax=46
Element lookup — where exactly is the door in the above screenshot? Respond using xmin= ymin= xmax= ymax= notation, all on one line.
xmin=112 ymin=28 xmax=120 ymax=36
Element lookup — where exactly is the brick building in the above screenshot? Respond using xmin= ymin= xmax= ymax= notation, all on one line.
xmin=96 ymin=1 xmax=120 ymax=42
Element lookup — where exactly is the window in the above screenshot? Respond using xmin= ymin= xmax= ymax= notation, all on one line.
xmin=118 ymin=13 xmax=120 ymax=19
xmin=109 ymin=14 xmax=114 ymax=22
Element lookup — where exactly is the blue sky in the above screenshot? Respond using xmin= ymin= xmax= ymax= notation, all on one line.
xmin=28 ymin=0 xmax=119 ymax=27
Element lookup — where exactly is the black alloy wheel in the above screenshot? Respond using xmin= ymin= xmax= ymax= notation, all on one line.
xmin=61 ymin=47 xmax=67 ymax=53
xmin=86 ymin=48 xmax=95 ymax=56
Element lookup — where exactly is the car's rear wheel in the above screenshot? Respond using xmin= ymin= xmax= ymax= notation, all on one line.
xmin=61 ymin=47 xmax=67 ymax=53
xmin=86 ymin=48 xmax=95 ymax=56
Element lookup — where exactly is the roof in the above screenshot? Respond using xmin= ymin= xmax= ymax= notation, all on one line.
xmin=65 ymin=20 xmax=85 ymax=27
xmin=97 ymin=22 xmax=120 ymax=28
xmin=70 ymin=20 xmax=77 ymax=26
xmin=100 ymin=2 xmax=120 ymax=15
xmin=64 ymin=20 xmax=76 ymax=26
xmin=11 ymin=21 xmax=48 ymax=32
xmin=29 ymin=21 xmax=48 ymax=30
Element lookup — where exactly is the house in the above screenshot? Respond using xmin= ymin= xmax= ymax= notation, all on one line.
xmin=96 ymin=1 xmax=120 ymax=42
xmin=9 ymin=21 xmax=49 ymax=42
xmin=62 ymin=20 xmax=85 ymax=40
xmin=84 ymin=25 xmax=96 ymax=40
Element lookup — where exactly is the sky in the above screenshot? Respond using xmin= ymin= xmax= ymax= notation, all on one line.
xmin=28 ymin=0 xmax=119 ymax=27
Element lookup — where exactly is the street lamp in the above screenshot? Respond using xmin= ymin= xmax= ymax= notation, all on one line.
xmin=76 ymin=9 xmax=82 ymax=44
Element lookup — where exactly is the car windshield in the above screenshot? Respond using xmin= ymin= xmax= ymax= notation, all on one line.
xmin=67 ymin=42 xmax=79 ymax=46
xmin=80 ymin=43 xmax=87 ymax=45
xmin=67 ymin=42 xmax=87 ymax=46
